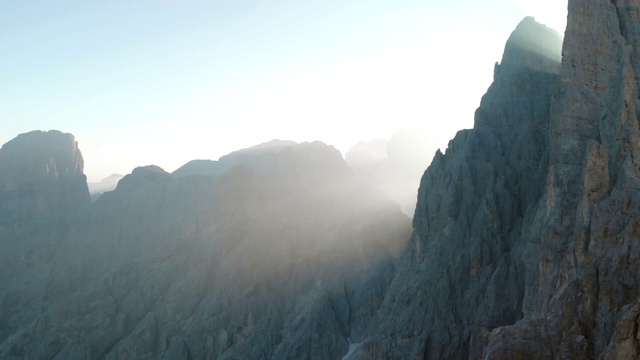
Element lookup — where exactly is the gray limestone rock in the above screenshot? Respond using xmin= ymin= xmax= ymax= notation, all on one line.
xmin=481 ymin=1 xmax=640 ymax=358
xmin=359 ymin=17 xmax=562 ymax=359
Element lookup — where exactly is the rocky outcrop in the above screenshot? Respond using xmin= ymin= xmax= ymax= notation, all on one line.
xmin=358 ymin=3 xmax=640 ymax=359
xmin=482 ymin=1 xmax=640 ymax=358
xmin=0 ymin=130 xmax=90 ymax=217
xmin=0 ymin=130 xmax=90 ymax=352
xmin=358 ymin=17 xmax=563 ymax=359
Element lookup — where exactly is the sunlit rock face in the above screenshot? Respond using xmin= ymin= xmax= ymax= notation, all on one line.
xmin=359 ymin=17 xmax=563 ymax=359
xmin=0 ymin=136 xmax=410 ymax=359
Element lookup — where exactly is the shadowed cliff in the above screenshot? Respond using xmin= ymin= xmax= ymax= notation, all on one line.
xmin=485 ymin=1 xmax=640 ymax=358
xmin=356 ymin=17 xmax=563 ymax=359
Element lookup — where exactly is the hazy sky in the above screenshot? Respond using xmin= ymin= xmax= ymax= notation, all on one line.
xmin=0 ymin=0 xmax=567 ymax=181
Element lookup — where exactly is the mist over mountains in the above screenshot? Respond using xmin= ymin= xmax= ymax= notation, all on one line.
xmin=90 ymin=132 xmax=433 ymax=217
xmin=0 ymin=131 xmax=411 ymax=359
xmin=4 ymin=2 xmax=640 ymax=359
xmin=345 ymin=128 xmax=435 ymax=216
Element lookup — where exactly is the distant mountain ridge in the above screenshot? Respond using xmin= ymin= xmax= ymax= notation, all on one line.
xmin=87 ymin=173 xmax=123 ymax=199
xmin=0 ymin=130 xmax=409 ymax=359
xmin=171 ymin=139 xmax=298 ymax=178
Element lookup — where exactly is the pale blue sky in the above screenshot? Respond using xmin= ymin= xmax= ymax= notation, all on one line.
xmin=0 ymin=0 xmax=567 ymax=181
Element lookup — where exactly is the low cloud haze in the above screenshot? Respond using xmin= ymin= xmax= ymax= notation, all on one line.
xmin=346 ymin=127 xmax=437 ymax=215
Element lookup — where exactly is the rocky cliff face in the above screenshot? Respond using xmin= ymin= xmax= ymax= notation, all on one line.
xmin=484 ymin=1 xmax=640 ymax=358
xmin=0 ymin=130 xmax=90 ymax=352
xmin=353 ymin=17 xmax=563 ymax=359
xmin=0 ymin=130 xmax=90 ymax=218
xmin=361 ymin=3 xmax=640 ymax=359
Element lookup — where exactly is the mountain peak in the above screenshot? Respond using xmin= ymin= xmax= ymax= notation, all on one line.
xmin=495 ymin=16 xmax=563 ymax=78
xmin=0 ymin=130 xmax=85 ymax=183
xmin=116 ymin=165 xmax=171 ymax=191
xmin=0 ymin=129 xmax=90 ymax=215
xmin=475 ymin=17 xmax=562 ymax=131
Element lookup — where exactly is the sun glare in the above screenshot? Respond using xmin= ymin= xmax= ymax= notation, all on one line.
xmin=512 ymin=0 xmax=568 ymax=34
